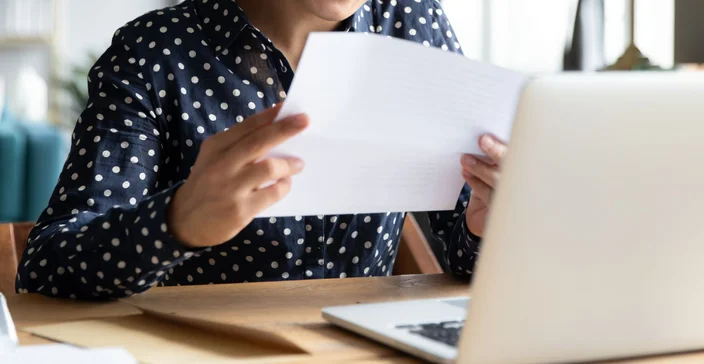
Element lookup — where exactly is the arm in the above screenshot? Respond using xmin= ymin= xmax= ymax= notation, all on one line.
xmin=16 ymin=28 xmax=189 ymax=300
xmin=16 ymin=26 xmax=309 ymax=300
xmin=426 ymin=185 xmax=481 ymax=278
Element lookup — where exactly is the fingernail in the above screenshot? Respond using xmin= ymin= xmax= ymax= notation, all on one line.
xmin=461 ymin=155 xmax=476 ymax=166
xmin=289 ymin=158 xmax=305 ymax=171
xmin=481 ymin=135 xmax=495 ymax=150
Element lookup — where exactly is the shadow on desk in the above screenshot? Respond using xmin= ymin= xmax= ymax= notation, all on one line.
xmin=26 ymin=314 xmax=307 ymax=363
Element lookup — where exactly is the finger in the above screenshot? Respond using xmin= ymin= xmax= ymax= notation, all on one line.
xmin=236 ymin=157 xmax=305 ymax=191
xmin=479 ymin=135 xmax=507 ymax=166
xmin=205 ymin=104 xmax=283 ymax=152
xmin=228 ymin=114 xmax=309 ymax=167
xmin=461 ymin=155 xmax=500 ymax=188
xmin=474 ymin=155 xmax=495 ymax=166
xmin=247 ymin=176 xmax=293 ymax=212
xmin=463 ymin=173 xmax=492 ymax=203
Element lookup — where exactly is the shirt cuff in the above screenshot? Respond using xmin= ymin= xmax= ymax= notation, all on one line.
xmin=459 ymin=210 xmax=482 ymax=244
xmin=129 ymin=181 xmax=199 ymax=271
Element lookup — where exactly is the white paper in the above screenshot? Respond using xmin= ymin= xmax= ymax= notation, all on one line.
xmin=0 ymin=293 xmax=18 ymax=347
xmin=0 ymin=344 xmax=137 ymax=364
xmin=260 ymin=32 xmax=527 ymax=218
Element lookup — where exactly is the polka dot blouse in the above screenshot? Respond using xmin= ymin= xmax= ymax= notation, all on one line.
xmin=16 ymin=0 xmax=479 ymax=300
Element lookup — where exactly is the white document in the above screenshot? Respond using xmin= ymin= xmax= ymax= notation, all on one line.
xmin=0 ymin=344 xmax=137 ymax=364
xmin=0 ymin=293 xmax=18 ymax=349
xmin=260 ymin=32 xmax=527 ymax=218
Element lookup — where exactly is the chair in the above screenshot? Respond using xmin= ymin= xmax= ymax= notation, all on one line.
xmin=0 ymin=222 xmax=34 ymax=295
xmin=393 ymin=213 xmax=443 ymax=275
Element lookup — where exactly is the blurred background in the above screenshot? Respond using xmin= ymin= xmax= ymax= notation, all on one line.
xmin=446 ymin=0 xmax=676 ymax=73
xmin=0 ymin=0 xmax=702 ymax=224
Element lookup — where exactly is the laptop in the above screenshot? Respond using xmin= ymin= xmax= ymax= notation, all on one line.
xmin=323 ymin=72 xmax=704 ymax=364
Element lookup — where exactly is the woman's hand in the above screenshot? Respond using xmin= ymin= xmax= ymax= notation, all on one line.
xmin=461 ymin=135 xmax=507 ymax=237
xmin=168 ymin=105 xmax=308 ymax=248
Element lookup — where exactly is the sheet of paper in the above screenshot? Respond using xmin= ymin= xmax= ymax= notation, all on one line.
xmin=260 ymin=32 xmax=527 ymax=218
xmin=0 ymin=344 xmax=137 ymax=364
xmin=23 ymin=315 xmax=306 ymax=364
xmin=0 ymin=293 xmax=18 ymax=347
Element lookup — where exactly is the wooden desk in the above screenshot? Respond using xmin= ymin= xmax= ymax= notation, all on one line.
xmin=7 ymin=274 xmax=704 ymax=363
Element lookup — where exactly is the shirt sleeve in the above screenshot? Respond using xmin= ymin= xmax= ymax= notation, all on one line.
xmin=426 ymin=184 xmax=480 ymax=279
xmin=413 ymin=0 xmax=481 ymax=279
xmin=16 ymin=27 xmax=194 ymax=300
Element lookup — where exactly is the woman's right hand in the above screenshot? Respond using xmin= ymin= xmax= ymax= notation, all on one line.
xmin=168 ymin=105 xmax=308 ymax=249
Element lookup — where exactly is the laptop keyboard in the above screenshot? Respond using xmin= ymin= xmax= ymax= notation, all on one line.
xmin=395 ymin=320 xmax=465 ymax=347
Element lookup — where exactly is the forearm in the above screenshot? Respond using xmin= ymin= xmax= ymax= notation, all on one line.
xmin=16 ymin=185 xmax=193 ymax=300
xmin=426 ymin=182 xmax=482 ymax=278
xmin=441 ymin=211 xmax=481 ymax=278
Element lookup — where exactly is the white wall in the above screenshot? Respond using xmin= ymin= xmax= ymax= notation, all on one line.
xmin=635 ymin=0 xmax=674 ymax=68
xmin=443 ymin=0 xmax=572 ymax=73
xmin=488 ymin=0 xmax=572 ymax=73
xmin=442 ymin=0 xmax=484 ymax=61
xmin=59 ymin=0 xmax=171 ymax=71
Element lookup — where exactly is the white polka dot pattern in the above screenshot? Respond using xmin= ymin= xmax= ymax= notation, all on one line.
xmin=15 ymin=0 xmax=477 ymax=299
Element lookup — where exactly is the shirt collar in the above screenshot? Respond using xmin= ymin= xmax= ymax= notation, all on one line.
xmin=342 ymin=1 xmax=374 ymax=33
xmin=195 ymin=0 xmax=374 ymax=55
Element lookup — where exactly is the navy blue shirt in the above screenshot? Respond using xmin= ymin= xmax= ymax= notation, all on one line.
xmin=17 ymin=0 xmax=478 ymax=299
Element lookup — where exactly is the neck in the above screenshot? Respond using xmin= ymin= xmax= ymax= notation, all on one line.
xmin=237 ymin=0 xmax=342 ymax=70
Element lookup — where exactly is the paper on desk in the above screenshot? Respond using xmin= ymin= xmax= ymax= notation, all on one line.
xmin=0 ymin=344 xmax=136 ymax=364
xmin=24 ymin=314 xmax=308 ymax=364
xmin=260 ymin=32 xmax=527 ymax=218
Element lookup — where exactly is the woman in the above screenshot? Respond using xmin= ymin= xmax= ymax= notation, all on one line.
xmin=16 ymin=0 xmax=506 ymax=299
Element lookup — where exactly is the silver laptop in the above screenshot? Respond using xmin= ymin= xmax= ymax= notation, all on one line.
xmin=323 ymin=72 xmax=704 ymax=364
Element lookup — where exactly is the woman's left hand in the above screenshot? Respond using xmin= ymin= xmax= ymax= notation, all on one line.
xmin=460 ymin=135 xmax=507 ymax=237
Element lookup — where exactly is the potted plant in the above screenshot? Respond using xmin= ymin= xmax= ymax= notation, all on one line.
xmin=55 ymin=53 xmax=99 ymax=130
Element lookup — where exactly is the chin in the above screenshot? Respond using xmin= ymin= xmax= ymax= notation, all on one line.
xmin=302 ymin=0 xmax=369 ymax=21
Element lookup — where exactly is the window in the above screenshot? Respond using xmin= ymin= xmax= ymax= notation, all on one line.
xmin=443 ymin=0 xmax=675 ymax=72
xmin=443 ymin=0 xmax=572 ymax=73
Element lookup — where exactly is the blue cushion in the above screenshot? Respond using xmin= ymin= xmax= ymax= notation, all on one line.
xmin=0 ymin=121 xmax=28 ymax=222
xmin=19 ymin=123 xmax=68 ymax=222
